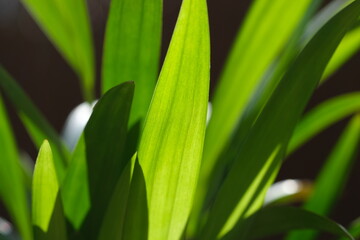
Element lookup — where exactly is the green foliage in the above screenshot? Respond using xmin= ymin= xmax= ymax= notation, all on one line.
xmin=102 ymin=0 xmax=162 ymax=127
xmin=20 ymin=0 xmax=95 ymax=101
xmin=0 ymin=0 xmax=359 ymax=240
xmin=32 ymin=141 xmax=66 ymax=240
xmin=0 ymin=95 xmax=32 ymax=240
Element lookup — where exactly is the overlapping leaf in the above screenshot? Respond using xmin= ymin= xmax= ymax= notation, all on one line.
xmin=102 ymin=0 xmax=162 ymax=126
xmin=201 ymin=0 xmax=314 ymax=185
xmin=286 ymin=114 xmax=360 ymax=240
xmin=191 ymin=0 xmax=317 ymax=231
xmin=288 ymin=92 xmax=360 ymax=154
xmin=61 ymin=82 xmax=134 ymax=239
xmin=199 ymin=1 xmax=360 ymax=238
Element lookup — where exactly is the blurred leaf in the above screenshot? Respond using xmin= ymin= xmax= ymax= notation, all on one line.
xmin=341 ymin=218 xmax=360 ymax=239
xmin=32 ymin=141 xmax=66 ymax=240
xmin=61 ymin=82 xmax=134 ymax=239
xmin=199 ymin=2 xmax=360 ymax=239
xmin=201 ymin=0 xmax=314 ymax=189
xmin=0 ymin=95 xmax=32 ymax=240
xmin=0 ymin=67 xmax=69 ymax=181
xmin=136 ymin=0 xmax=210 ymax=238
xmin=298 ymin=0 xmax=360 ymax=81
xmin=286 ymin=114 xmax=360 ymax=240
xmin=223 ymin=207 xmax=354 ymax=240
xmin=288 ymin=92 xmax=360 ymax=154
xmin=20 ymin=0 xmax=95 ymax=101
xmin=192 ymin=0 xmax=316 ymax=232
xmin=323 ymin=24 xmax=360 ymax=79
xmin=102 ymin=0 xmax=162 ymax=126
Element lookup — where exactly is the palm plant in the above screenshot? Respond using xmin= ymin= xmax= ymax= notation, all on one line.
xmin=0 ymin=0 xmax=360 ymax=240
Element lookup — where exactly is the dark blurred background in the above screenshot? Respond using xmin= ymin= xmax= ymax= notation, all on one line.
xmin=0 ymin=0 xmax=359 ymax=238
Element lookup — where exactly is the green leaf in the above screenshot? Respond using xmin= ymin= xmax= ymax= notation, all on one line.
xmin=288 ymin=92 xmax=360 ymax=154
xmin=102 ymin=0 xmax=162 ymax=126
xmin=20 ymin=0 xmax=95 ymax=101
xmin=223 ymin=207 xmax=354 ymax=240
xmin=341 ymin=218 xmax=360 ymax=239
xmin=0 ymin=95 xmax=32 ymax=240
xmin=286 ymin=114 xmax=360 ymax=240
xmin=61 ymin=82 xmax=134 ymax=239
xmin=199 ymin=1 xmax=360 ymax=239
xmin=0 ymin=67 xmax=69 ymax=181
xmin=98 ymin=155 xmax=136 ymax=240
xmin=32 ymin=141 xmax=66 ymax=240
xmin=323 ymin=24 xmax=360 ymax=79
xmin=136 ymin=0 xmax=210 ymax=238
xmin=201 ymin=0 xmax=314 ymax=187
xmin=297 ymin=0 xmax=360 ymax=82
xmin=120 ymin=156 xmax=148 ymax=240
xmin=191 ymin=0 xmax=317 ymax=232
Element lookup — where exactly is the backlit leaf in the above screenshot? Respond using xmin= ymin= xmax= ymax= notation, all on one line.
xmin=136 ymin=0 xmax=210 ymax=238
xmin=288 ymin=92 xmax=360 ymax=154
xmin=199 ymin=2 xmax=360 ymax=238
xmin=20 ymin=0 xmax=95 ymax=100
xmin=102 ymin=0 xmax=162 ymax=126
xmin=286 ymin=114 xmax=360 ymax=240
xmin=32 ymin=140 xmax=66 ymax=240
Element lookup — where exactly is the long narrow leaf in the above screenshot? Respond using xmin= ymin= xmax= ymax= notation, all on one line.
xmin=199 ymin=2 xmax=360 ymax=238
xmin=0 ymin=95 xmax=32 ymax=240
xmin=20 ymin=0 xmax=95 ymax=100
xmin=32 ymin=141 xmax=66 ymax=240
xmin=98 ymin=155 xmax=136 ymax=240
xmin=191 ymin=0 xmax=316 ymax=231
xmin=61 ymin=82 xmax=134 ymax=239
xmin=0 ymin=67 xmax=69 ymax=181
xmin=288 ymin=92 xmax=360 ymax=154
xmin=323 ymin=24 xmax=360 ymax=79
xmin=223 ymin=207 xmax=354 ymax=240
xmin=102 ymin=0 xmax=162 ymax=126
xmin=136 ymin=0 xmax=210 ymax=238
xmin=286 ymin=114 xmax=360 ymax=240
xmin=201 ymin=0 xmax=314 ymax=187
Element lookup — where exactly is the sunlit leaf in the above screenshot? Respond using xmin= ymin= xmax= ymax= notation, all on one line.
xmin=201 ymin=0 xmax=314 ymax=189
xmin=102 ymin=0 xmax=162 ymax=126
xmin=136 ymin=0 xmax=210 ymax=238
xmin=32 ymin=141 xmax=66 ymax=240
xmin=0 ymin=95 xmax=32 ymax=240
xmin=288 ymin=92 xmax=360 ymax=154
xmin=323 ymin=24 xmax=360 ymax=79
xmin=191 ymin=0 xmax=317 ymax=232
xmin=20 ymin=0 xmax=95 ymax=100
xmin=199 ymin=2 xmax=360 ymax=238
xmin=286 ymin=114 xmax=360 ymax=240
xmin=61 ymin=82 xmax=134 ymax=239
xmin=0 ymin=66 xmax=69 ymax=181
